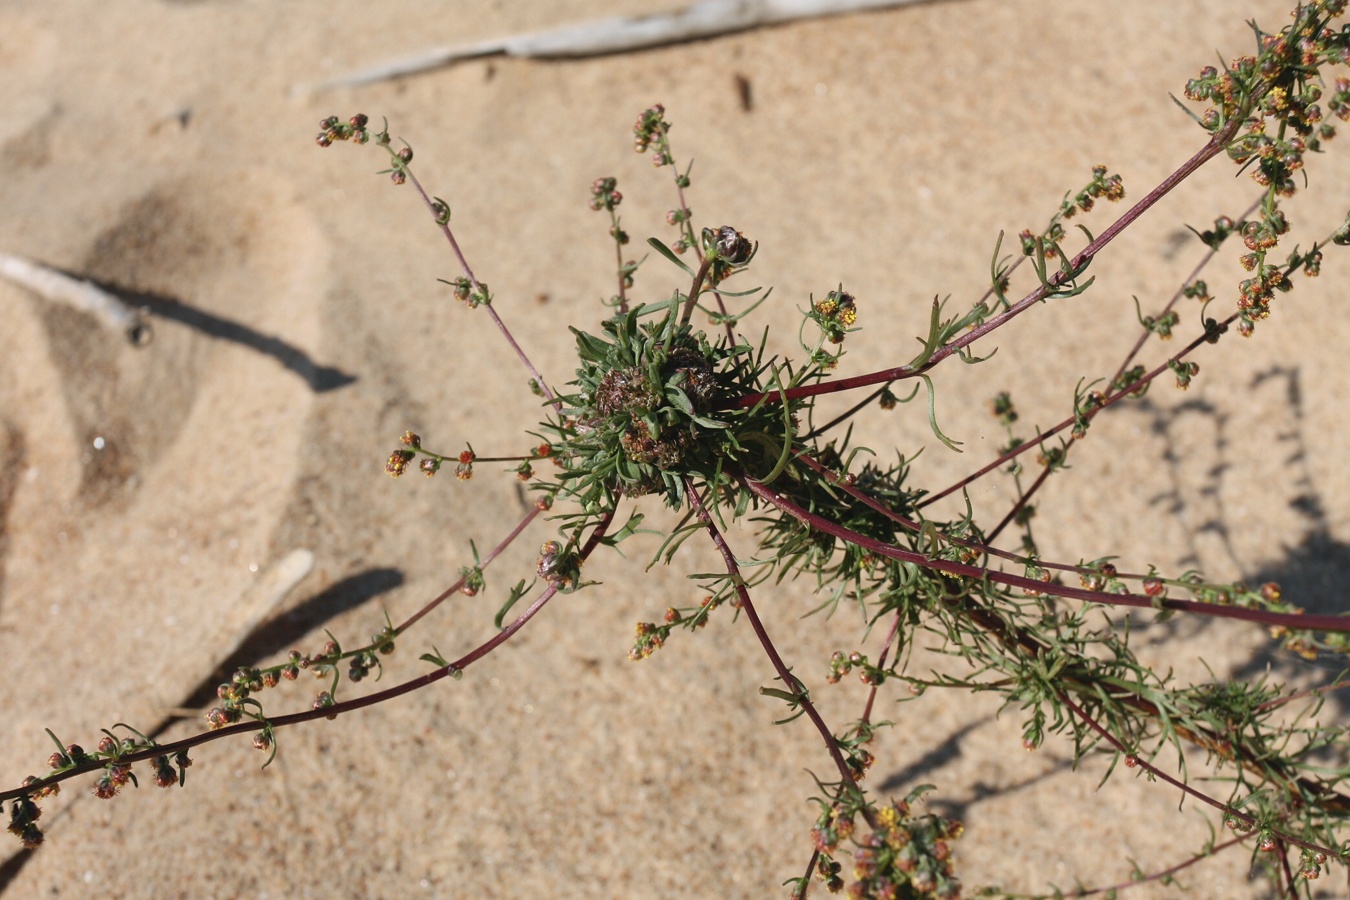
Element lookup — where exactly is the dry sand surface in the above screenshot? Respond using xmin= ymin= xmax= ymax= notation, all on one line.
xmin=3 ymin=0 xmax=1350 ymax=897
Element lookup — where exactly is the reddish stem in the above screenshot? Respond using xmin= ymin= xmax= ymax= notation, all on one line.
xmin=747 ymin=465 xmax=1350 ymax=633
xmin=727 ymin=127 xmax=1237 ymax=412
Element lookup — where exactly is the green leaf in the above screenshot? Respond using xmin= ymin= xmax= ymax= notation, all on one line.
xmin=420 ymin=647 xmax=450 ymax=668
xmin=569 ymin=327 xmax=612 ymax=362
xmin=667 ymin=385 xmax=694 ymax=414
xmin=919 ymin=374 xmax=962 ymax=451
xmin=599 ymin=511 xmax=651 ymax=545
xmin=646 ymin=237 xmax=696 ymax=276
xmin=908 ymin=296 xmax=946 ymax=369
xmin=494 ymin=579 xmax=533 ymax=630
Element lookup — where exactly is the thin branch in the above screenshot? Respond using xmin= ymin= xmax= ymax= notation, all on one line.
xmin=1057 ymin=690 xmax=1338 ymax=861
xmin=2 ymin=508 xmax=615 ymax=804
xmin=395 ymin=504 xmax=541 ymax=636
xmin=683 ymin=476 xmax=873 ymax=820
xmin=402 ymin=167 xmax=561 ymax=411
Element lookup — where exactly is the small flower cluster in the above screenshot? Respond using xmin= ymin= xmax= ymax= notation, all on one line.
xmin=1070 ymin=386 xmax=1108 ymax=440
xmin=634 ymin=103 xmax=697 ymax=253
xmin=588 ymin=176 xmax=622 ymax=213
xmin=811 ymin=802 xmax=857 ymax=856
xmin=987 ymin=391 xmax=1017 ymax=427
xmin=1110 ymin=364 xmax=1150 ymax=398
xmin=628 ymin=621 xmax=666 ymax=660
xmin=441 ymin=274 xmax=493 ymax=309
xmin=809 ymin=793 xmax=963 ymax=899
xmin=313 ymin=112 xmax=411 ymax=186
xmin=386 ymin=448 xmax=414 ymax=477
xmin=1137 ymin=308 xmax=1180 ymax=340
xmin=589 ymin=177 xmax=635 ymax=302
xmin=7 ymin=763 xmax=70 ymax=848
xmin=207 ymin=664 xmax=273 ymax=730
xmin=202 ymin=637 xmax=378 ymax=739
xmin=458 ymin=562 xmax=486 ymax=597
xmin=1182 ymin=3 xmax=1350 ymax=329
xmin=1168 ymin=358 xmax=1201 ymax=389
xmin=1034 ymin=442 xmax=1067 ymax=471
xmin=512 ymin=443 xmax=554 ymax=483
xmin=848 ymin=801 xmax=962 ymax=900
xmin=632 ymin=103 xmax=672 ymax=161
xmin=1020 ymin=563 xmax=1054 ymax=597
xmin=7 ymin=794 xmax=44 ymax=849
xmin=347 ymin=627 xmax=397 ymax=683
xmin=1017 ymin=166 xmax=1126 ymax=261
xmin=1298 ymin=847 xmax=1332 ymax=880
xmin=1077 ymin=560 xmax=1126 ymax=593
xmin=836 ymin=728 xmax=877 ymax=782
xmin=629 ymin=596 xmax=729 ymax=660
xmin=1183 ymin=277 xmax=1214 ymax=302
xmin=8 ymin=735 xmax=193 ymax=847
xmin=810 ymin=290 xmax=859 ymax=346
xmin=384 ymin=432 xmax=476 ymax=479
xmin=1057 ymin=165 xmax=1126 ymax=219
xmin=1236 ymin=256 xmax=1289 ymax=324
xmin=536 ymin=540 xmax=581 ymax=592
xmin=1194 ymin=214 xmax=1241 ymax=252
xmin=92 ymin=763 xmax=134 ymax=800
xmin=314 ymin=113 xmax=375 ymax=149
xmin=825 ymin=650 xmax=886 ymax=686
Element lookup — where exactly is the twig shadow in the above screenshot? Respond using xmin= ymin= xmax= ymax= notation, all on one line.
xmin=877 ymin=717 xmax=1072 ymax=824
xmin=87 ymin=275 xmax=357 ymax=393
xmin=1140 ymin=365 xmax=1350 ymax=714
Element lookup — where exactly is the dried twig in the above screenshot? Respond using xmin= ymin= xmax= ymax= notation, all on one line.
xmin=299 ymin=0 xmax=939 ymax=93
xmin=0 ymin=250 xmax=148 ymax=344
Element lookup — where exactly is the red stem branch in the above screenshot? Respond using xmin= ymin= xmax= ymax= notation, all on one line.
xmin=2 ymin=508 xmax=615 ymax=804
xmin=683 ymin=477 xmax=873 ymax=819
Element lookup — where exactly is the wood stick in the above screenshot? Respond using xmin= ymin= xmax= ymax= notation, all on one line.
xmin=299 ymin=0 xmax=938 ymax=93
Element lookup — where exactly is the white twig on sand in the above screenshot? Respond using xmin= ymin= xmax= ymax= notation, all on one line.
xmin=0 ymin=250 xmax=146 ymax=341
xmin=300 ymin=0 xmax=937 ymax=93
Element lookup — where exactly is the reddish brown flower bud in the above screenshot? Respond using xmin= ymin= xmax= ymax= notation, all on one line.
xmin=151 ymin=755 xmax=176 ymax=788
xmin=92 ymin=775 xmax=117 ymax=800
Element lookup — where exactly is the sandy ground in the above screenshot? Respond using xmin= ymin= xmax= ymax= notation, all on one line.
xmin=2 ymin=0 xmax=1350 ymax=897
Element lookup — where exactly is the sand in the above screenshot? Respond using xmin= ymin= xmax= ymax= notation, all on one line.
xmin=2 ymin=0 xmax=1349 ymax=897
